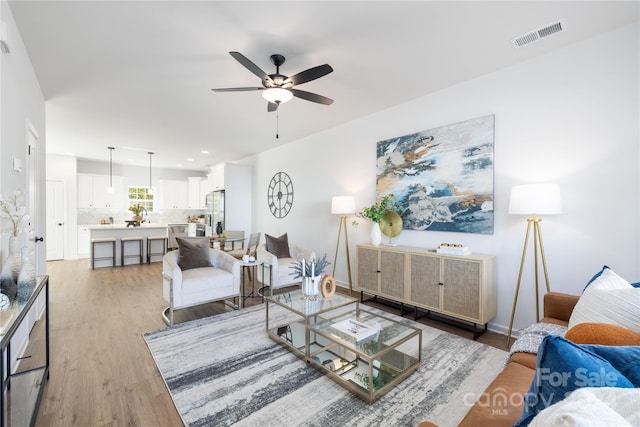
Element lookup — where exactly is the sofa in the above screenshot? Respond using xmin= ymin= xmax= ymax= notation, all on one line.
xmin=456 ymin=291 xmax=579 ymax=426
xmin=162 ymin=243 xmax=241 ymax=326
xmin=421 ymin=265 xmax=640 ymax=427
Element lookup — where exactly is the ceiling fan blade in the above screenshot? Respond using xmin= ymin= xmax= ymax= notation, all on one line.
xmin=211 ymin=87 xmax=264 ymax=92
xmin=229 ymin=51 xmax=273 ymax=85
xmin=291 ymin=89 xmax=334 ymax=105
xmin=285 ymin=64 xmax=333 ymax=86
xmin=267 ymin=102 xmax=279 ymax=112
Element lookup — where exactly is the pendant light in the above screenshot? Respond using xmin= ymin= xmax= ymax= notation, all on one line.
xmin=148 ymin=152 xmax=154 ymax=195
xmin=107 ymin=146 xmax=115 ymax=193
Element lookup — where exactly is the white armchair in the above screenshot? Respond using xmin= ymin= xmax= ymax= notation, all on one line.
xmin=256 ymin=242 xmax=315 ymax=292
xmin=162 ymin=248 xmax=241 ymax=326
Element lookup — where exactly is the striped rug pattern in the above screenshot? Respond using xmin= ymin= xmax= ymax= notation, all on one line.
xmin=144 ymin=304 xmax=506 ymax=427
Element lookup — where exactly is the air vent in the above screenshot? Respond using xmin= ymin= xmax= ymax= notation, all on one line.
xmin=512 ymin=19 xmax=567 ymax=48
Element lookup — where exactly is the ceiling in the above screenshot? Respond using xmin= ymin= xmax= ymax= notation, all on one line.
xmin=9 ymin=1 xmax=639 ymax=172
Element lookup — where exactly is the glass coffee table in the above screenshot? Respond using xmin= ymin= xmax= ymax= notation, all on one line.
xmin=265 ymin=289 xmax=358 ymax=359
xmin=265 ymin=290 xmax=422 ymax=403
xmin=309 ymin=308 xmax=422 ymax=403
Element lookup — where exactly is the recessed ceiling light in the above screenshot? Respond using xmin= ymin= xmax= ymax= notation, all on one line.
xmin=177 ymin=164 xmax=183 ymax=167
xmin=127 ymin=158 xmax=134 ymax=162
xmin=201 ymin=150 xmax=209 ymax=154
xmin=187 ymin=158 xmax=194 ymax=162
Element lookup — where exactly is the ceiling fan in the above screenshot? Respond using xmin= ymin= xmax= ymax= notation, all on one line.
xmin=212 ymin=51 xmax=334 ymax=112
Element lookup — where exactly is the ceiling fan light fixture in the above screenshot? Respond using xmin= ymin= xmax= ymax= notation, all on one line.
xmin=262 ymin=87 xmax=293 ymax=104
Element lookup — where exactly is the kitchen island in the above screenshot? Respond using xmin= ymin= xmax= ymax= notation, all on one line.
xmin=88 ymin=224 xmax=168 ymax=268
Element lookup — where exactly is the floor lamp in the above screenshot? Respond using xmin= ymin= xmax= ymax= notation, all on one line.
xmin=331 ymin=196 xmax=355 ymax=294
xmin=506 ymin=183 xmax=562 ymax=348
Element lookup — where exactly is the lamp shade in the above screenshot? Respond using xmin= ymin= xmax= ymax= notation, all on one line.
xmin=509 ymin=183 xmax=562 ymax=215
xmin=262 ymin=88 xmax=293 ymax=104
xmin=331 ymin=196 xmax=355 ymax=215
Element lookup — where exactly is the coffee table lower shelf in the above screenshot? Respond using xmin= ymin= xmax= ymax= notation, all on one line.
xmin=267 ymin=308 xmax=422 ymax=403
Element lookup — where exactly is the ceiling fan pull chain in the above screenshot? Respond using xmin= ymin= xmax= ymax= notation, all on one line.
xmin=276 ymin=110 xmax=279 ymax=139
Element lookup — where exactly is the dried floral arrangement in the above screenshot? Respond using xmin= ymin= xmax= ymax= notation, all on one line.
xmin=0 ymin=190 xmax=30 ymax=237
xmin=289 ymin=254 xmax=331 ymax=279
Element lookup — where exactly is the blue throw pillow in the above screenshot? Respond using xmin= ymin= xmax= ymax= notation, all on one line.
xmin=514 ymin=335 xmax=640 ymax=426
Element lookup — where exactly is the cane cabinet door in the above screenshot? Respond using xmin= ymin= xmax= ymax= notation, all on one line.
xmin=356 ymin=246 xmax=380 ymax=294
xmin=379 ymin=250 xmax=405 ymax=300
xmin=409 ymin=253 xmax=441 ymax=311
xmin=441 ymin=258 xmax=481 ymax=321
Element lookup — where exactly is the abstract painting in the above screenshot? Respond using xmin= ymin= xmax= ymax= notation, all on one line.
xmin=376 ymin=115 xmax=494 ymax=234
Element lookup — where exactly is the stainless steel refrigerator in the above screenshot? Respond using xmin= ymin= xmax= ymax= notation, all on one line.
xmin=205 ymin=190 xmax=225 ymax=236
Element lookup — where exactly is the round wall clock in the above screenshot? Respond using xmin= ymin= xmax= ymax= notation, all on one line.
xmin=267 ymin=171 xmax=294 ymax=218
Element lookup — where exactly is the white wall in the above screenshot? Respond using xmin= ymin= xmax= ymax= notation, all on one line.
xmin=246 ymin=22 xmax=639 ymax=335
xmin=0 ymin=1 xmax=46 ymax=274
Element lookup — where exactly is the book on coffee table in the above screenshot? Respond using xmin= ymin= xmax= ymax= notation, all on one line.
xmin=332 ymin=318 xmax=379 ymax=342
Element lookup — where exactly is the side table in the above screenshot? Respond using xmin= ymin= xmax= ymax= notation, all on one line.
xmin=241 ymin=261 xmax=259 ymax=307
xmin=257 ymin=262 xmax=273 ymax=302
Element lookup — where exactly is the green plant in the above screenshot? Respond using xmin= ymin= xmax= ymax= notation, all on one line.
xmin=353 ymin=194 xmax=403 ymax=225
xmin=129 ymin=203 xmax=145 ymax=216
xmin=289 ymin=254 xmax=331 ymax=278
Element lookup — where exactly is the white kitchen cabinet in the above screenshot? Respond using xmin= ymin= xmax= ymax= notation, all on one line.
xmin=210 ymin=165 xmax=225 ymax=191
xmin=77 ymin=226 xmax=90 ymax=258
xmin=159 ymin=179 xmax=189 ymax=209
xmin=188 ymin=177 xmax=208 ymax=209
xmin=78 ymin=174 xmax=124 ymax=208
xmin=199 ymin=179 xmax=209 ymax=208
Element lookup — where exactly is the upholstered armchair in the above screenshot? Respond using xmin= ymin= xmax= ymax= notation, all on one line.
xmin=162 ymin=239 xmax=241 ymax=326
xmin=256 ymin=233 xmax=315 ymax=293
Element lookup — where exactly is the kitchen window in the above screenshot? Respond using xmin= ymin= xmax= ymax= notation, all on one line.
xmin=128 ymin=186 xmax=154 ymax=212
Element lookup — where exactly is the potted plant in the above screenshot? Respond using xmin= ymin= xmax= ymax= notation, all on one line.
xmin=129 ymin=204 xmax=146 ymax=223
xmin=353 ymin=194 xmax=403 ymax=246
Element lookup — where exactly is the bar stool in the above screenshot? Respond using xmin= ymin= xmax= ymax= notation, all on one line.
xmin=91 ymin=238 xmax=116 ymax=270
xmin=121 ymin=236 xmax=144 ymax=266
xmin=147 ymin=235 xmax=168 ymax=264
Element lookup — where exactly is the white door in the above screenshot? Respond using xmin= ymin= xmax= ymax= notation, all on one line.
xmin=46 ymin=181 xmax=65 ymax=260
xmin=27 ymin=124 xmax=44 ymax=273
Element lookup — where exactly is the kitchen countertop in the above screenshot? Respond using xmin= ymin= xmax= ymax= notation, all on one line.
xmin=86 ymin=224 xmax=168 ymax=230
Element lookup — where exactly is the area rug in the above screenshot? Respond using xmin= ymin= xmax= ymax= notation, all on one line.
xmin=143 ymin=304 xmax=507 ymax=427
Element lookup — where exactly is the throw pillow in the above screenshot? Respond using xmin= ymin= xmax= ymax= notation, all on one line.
xmin=568 ymin=268 xmax=640 ymax=333
xmin=529 ymin=387 xmax=640 ymax=427
xmin=265 ymin=233 xmax=291 ymax=258
xmin=514 ymin=335 xmax=640 ymax=426
xmin=176 ymin=237 xmax=211 ymax=270
xmin=582 ymin=265 xmax=609 ymax=292
xmin=565 ymin=323 xmax=640 ymax=346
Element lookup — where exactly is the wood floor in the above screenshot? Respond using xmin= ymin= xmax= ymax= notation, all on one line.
xmin=34 ymin=259 xmax=507 ymax=426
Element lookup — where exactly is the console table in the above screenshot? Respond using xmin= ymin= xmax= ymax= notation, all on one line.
xmin=355 ymin=244 xmax=496 ymax=338
xmin=0 ymin=275 xmax=49 ymax=426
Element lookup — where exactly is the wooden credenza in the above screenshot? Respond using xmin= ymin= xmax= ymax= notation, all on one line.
xmin=355 ymin=244 xmax=496 ymax=337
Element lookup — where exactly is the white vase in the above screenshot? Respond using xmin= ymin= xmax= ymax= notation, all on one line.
xmin=302 ymin=275 xmax=321 ymax=300
xmin=370 ymin=222 xmax=382 ymax=246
